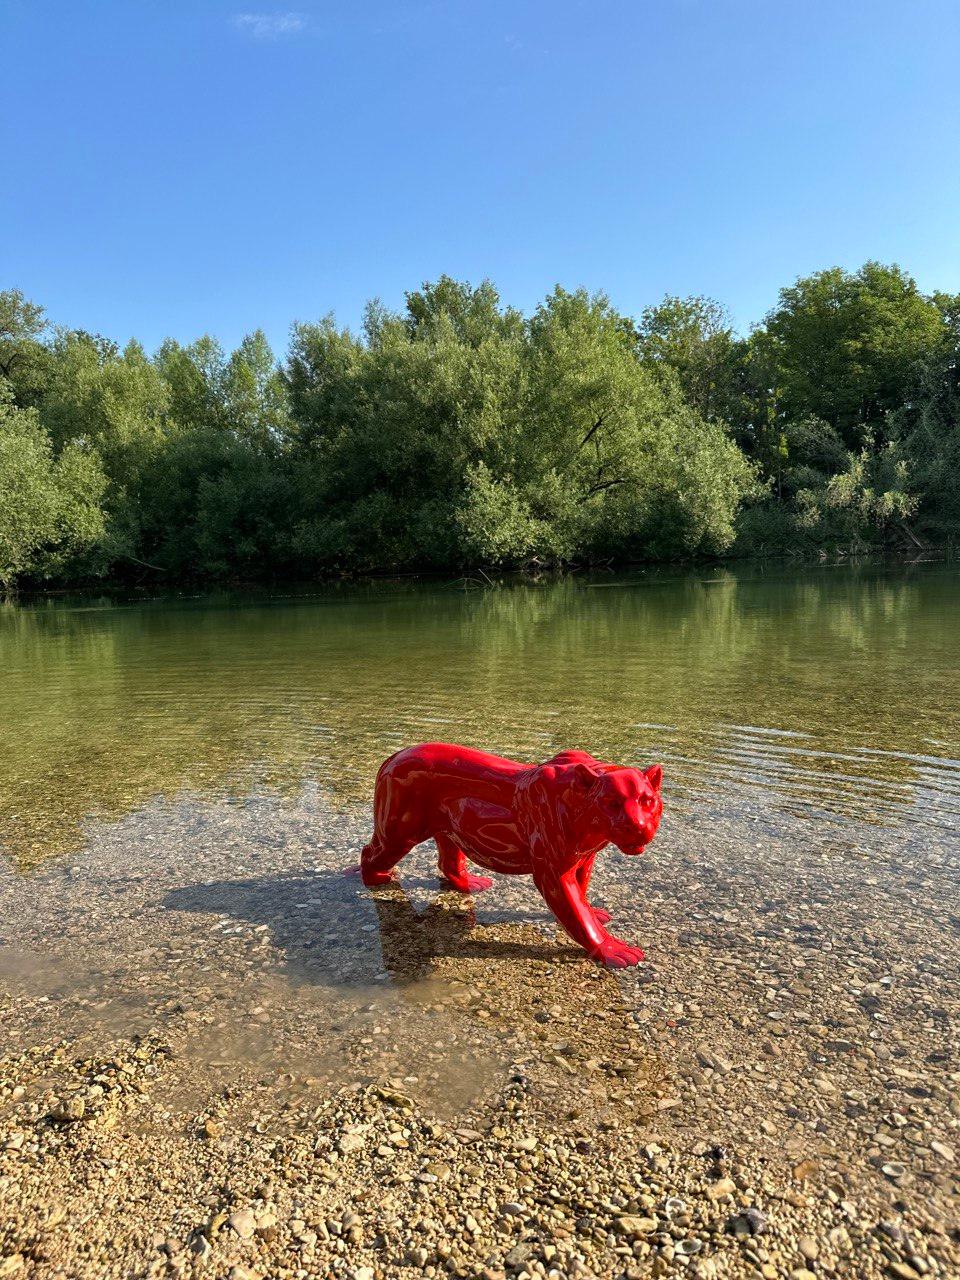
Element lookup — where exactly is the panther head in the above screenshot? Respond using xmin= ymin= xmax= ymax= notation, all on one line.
xmin=552 ymin=752 xmax=664 ymax=855
xmin=595 ymin=762 xmax=663 ymax=854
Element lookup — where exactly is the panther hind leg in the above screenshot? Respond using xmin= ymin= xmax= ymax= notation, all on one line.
xmin=436 ymin=833 xmax=493 ymax=893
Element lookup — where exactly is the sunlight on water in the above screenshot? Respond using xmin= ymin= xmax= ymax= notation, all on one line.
xmin=2 ymin=561 xmax=959 ymax=869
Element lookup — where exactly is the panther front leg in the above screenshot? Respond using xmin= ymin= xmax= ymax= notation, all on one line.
xmin=534 ymin=863 xmax=644 ymax=968
xmin=576 ymin=855 xmax=611 ymax=925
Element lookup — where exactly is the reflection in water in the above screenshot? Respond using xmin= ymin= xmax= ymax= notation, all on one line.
xmin=2 ymin=562 xmax=959 ymax=869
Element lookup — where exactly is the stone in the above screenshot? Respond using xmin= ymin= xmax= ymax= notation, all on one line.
xmin=706 ymin=1177 xmax=737 ymax=1201
xmin=190 ymin=1235 xmax=212 ymax=1263
xmin=255 ymin=1211 xmax=278 ymax=1242
xmin=49 ymin=1096 xmax=85 ymax=1123
xmin=798 ymin=1235 xmax=819 ymax=1261
xmin=675 ymin=1239 xmax=702 ymax=1255
xmin=615 ymin=1215 xmax=657 ymax=1236
xmin=505 ymin=1244 xmax=533 ymax=1267
xmin=228 ymin=1209 xmax=257 ymax=1240
xmin=729 ymin=1207 xmax=766 ymax=1238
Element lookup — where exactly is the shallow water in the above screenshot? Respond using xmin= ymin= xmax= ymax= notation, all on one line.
xmin=2 ymin=561 xmax=959 ymax=870
xmin=3 ymin=561 xmax=960 ymax=1257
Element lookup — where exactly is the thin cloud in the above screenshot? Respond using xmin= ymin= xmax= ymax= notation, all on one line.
xmin=232 ymin=12 xmax=308 ymax=40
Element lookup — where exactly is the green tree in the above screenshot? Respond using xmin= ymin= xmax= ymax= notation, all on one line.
xmin=521 ymin=288 xmax=757 ymax=560
xmin=286 ymin=280 xmax=529 ymax=569
xmin=284 ymin=281 xmax=759 ymax=570
xmin=0 ymin=289 xmax=53 ymax=407
xmin=891 ymin=298 xmax=960 ymax=540
xmin=38 ymin=333 xmax=171 ymax=569
xmin=0 ymin=389 xmax=106 ymax=587
xmin=635 ymin=295 xmax=739 ymax=423
xmin=222 ymin=330 xmax=291 ymax=448
xmin=761 ymin=262 xmax=949 ymax=448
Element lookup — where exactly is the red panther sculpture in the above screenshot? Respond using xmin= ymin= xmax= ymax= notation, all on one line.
xmin=349 ymin=742 xmax=663 ymax=967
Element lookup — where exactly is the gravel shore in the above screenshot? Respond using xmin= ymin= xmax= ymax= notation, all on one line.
xmin=1 ymin=785 xmax=958 ymax=1279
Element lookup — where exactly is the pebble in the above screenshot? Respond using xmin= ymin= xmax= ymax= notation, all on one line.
xmin=228 ymin=1209 xmax=257 ymax=1240
xmin=798 ymin=1235 xmax=819 ymax=1261
xmin=615 ymin=1216 xmax=658 ymax=1237
xmin=707 ymin=1177 xmax=737 ymax=1201
xmin=676 ymin=1239 xmax=702 ymax=1255
xmin=49 ymin=1096 xmax=85 ymax=1123
xmin=1 ymin=793 xmax=957 ymax=1280
xmin=338 ymin=1133 xmax=365 ymax=1155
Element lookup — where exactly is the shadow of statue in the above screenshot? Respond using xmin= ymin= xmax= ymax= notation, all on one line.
xmin=164 ymin=869 xmax=573 ymax=990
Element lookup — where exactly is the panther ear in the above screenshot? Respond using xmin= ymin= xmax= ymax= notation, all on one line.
xmin=571 ymin=762 xmax=597 ymax=789
xmin=644 ymin=763 xmax=663 ymax=791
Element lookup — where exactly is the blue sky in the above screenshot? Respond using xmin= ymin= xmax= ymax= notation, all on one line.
xmin=3 ymin=1 xmax=959 ymax=354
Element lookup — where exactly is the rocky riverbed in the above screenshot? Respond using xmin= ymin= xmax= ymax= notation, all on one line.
xmin=1 ymin=785 xmax=958 ymax=1279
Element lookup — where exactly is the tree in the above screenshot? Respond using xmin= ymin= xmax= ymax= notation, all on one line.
xmin=890 ymin=301 xmax=960 ymax=539
xmin=521 ymin=288 xmax=757 ymax=561
xmin=0 ymin=289 xmax=52 ymax=406
xmin=403 ymin=275 xmax=524 ymax=347
xmin=8 ymin=263 xmax=955 ymax=583
xmin=761 ymin=262 xmax=949 ymax=447
xmin=0 ymin=389 xmax=106 ymax=587
xmin=222 ymin=330 xmax=291 ymax=449
xmin=282 ymin=282 xmax=759 ymax=570
xmin=635 ymin=295 xmax=739 ymax=423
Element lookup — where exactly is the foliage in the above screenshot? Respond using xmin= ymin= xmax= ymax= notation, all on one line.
xmin=635 ymin=294 xmax=740 ymax=423
xmin=0 ymin=262 xmax=957 ymax=589
xmin=0 ymin=288 xmax=52 ymax=407
xmin=285 ymin=282 xmax=757 ymax=570
xmin=0 ymin=389 xmax=106 ymax=586
xmin=759 ymin=262 xmax=949 ymax=448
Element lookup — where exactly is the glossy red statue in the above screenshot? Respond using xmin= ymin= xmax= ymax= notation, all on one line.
xmin=348 ymin=742 xmax=663 ymax=968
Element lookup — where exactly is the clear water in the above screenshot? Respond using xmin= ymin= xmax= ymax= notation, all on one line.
xmin=2 ymin=561 xmax=959 ymax=871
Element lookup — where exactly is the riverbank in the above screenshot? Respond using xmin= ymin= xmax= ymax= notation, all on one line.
xmin=2 ymin=788 xmax=957 ymax=1280
xmin=5 ymin=540 xmax=955 ymax=607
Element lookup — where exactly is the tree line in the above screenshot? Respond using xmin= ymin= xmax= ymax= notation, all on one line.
xmin=1 ymin=262 xmax=958 ymax=589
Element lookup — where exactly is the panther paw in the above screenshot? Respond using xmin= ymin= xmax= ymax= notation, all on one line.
xmin=592 ymin=936 xmax=645 ymax=968
xmin=443 ymin=873 xmax=494 ymax=893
